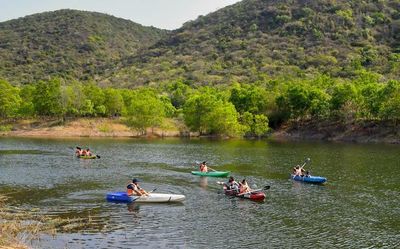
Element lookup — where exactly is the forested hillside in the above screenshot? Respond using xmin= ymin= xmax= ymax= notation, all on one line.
xmin=0 ymin=9 xmax=168 ymax=84
xmin=107 ymin=0 xmax=400 ymax=86
xmin=1 ymin=1 xmax=400 ymax=140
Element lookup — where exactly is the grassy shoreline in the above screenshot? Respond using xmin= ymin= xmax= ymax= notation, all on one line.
xmin=0 ymin=194 xmax=96 ymax=249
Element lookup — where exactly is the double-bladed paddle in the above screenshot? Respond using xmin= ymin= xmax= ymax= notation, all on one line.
xmin=300 ymin=158 xmax=311 ymax=169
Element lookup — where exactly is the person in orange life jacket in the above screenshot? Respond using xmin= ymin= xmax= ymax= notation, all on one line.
xmin=224 ymin=176 xmax=239 ymax=193
xmin=199 ymin=161 xmax=208 ymax=172
xmin=127 ymin=178 xmax=149 ymax=196
xmin=239 ymin=179 xmax=251 ymax=194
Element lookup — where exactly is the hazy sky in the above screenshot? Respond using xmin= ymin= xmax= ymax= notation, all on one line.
xmin=0 ymin=0 xmax=241 ymax=30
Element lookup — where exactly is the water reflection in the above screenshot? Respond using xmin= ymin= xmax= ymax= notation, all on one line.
xmin=199 ymin=177 xmax=208 ymax=188
xmin=0 ymin=137 xmax=399 ymax=248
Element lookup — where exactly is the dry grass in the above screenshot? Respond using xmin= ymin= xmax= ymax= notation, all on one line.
xmin=0 ymin=194 xmax=94 ymax=249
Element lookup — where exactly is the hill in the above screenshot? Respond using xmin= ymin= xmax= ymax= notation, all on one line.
xmin=106 ymin=0 xmax=400 ymax=87
xmin=0 ymin=9 xmax=168 ymax=84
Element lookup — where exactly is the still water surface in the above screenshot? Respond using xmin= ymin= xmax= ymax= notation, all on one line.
xmin=0 ymin=137 xmax=399 ymax=248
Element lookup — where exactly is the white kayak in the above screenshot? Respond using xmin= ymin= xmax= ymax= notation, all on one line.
xmin=106 ymin=191 xmax=185 ymax=203
xmin=133 ymin=193 xmax=185 ymax=203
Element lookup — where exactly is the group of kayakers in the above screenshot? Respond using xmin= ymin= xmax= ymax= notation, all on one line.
xmin=222 ymin=176 xmax=251 ymax=194
xmin=200 ymin=162 xmax=253 ymax=194
xmin=75 ymin=147 xmax=93 ymax=157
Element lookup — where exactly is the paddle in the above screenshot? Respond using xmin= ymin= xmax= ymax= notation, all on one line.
xmin=132 ymin=188 xmax=157 ymax=201
xmin=300 ymin=158 xmax=311 ymax=169
xmin=236 ymin=185 xmax=271 ymax=196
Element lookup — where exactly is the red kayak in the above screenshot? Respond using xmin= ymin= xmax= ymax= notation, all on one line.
xmin=224 ymin=188 xmax=266 ymax=201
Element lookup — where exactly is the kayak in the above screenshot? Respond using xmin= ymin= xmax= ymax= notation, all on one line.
xmin=191 ymin=171 xmax=230 ymax=177
xmin=291 ymin=174 xmax=327 ymax=184
xmin=77 ymin=155 xmax=97 ymax=159
xmin=224 ymin=189 xmax=266 ymax=201
xmin=106 ymin=191 xmax=185 ymax=203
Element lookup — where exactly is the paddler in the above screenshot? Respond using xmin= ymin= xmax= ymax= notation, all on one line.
xmin=199 ymin=161 xmax=208 ymax=172
xmin=239 ymin=179 xmax=251 ymax=194
xmin=127 ymin=178 xmax=149 ymax=196
xmin=224 ymin=176 xmax=239 ymax=193
xmin=75 ymin=147 xmax=83 ymax=157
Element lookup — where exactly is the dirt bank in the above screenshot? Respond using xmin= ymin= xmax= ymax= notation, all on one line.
xmin=0 ymin=118 xmax=187 ymax=138
xmin=271 ymin=120 xmax=400 ymax=144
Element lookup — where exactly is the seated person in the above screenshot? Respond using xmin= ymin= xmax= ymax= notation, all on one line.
xmin=239 ymin=179 xmax=251 ymax=194
xmin=199 ymin=161 xmax=208 ymax=172
xmin=75 ymin=148 xmax=82 ymax=157
xmin=126 ymin=178 xmax=149 ymax=196
xmin=224 ymin=176 xmax=239 ymax=193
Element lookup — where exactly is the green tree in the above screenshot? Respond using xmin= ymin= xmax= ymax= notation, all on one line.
xmin=125 ymin=89 xmax=167 ymax=134
xmin=241 ymin=112 xmax=270 ymax=137
xmin=33 ymin=78 xmax=64 ymax=116
xmin=229 ymin=83 xmax=268 ymax=114
xmin=0 ymin=79 xmax=21 ymax=118
xmin=103 ymin=88 xmax=124 ymax=117
xmin=18 ymin=84 xmax=35 ymax=117
xmin=84 ymin=82 xmax=106 ymax=116
xmin=183 ymin=88 xmax=242 ymax=136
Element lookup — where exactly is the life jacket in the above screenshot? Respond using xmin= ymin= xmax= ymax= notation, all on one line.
xmin=127 ymin=183 xmax=136 ymax=196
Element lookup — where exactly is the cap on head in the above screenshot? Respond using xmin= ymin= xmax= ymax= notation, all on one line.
xmin=132 ymin=178 xmax=139 ymax=183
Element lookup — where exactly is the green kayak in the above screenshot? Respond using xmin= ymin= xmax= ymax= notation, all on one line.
xmin=191 ymin=171 xmax=230 ymax=177
xmin=77 ymin=155 xmax=97 ymax=159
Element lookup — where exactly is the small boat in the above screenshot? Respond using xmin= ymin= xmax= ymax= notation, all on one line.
xmin=77 ymin=155 xmax=97 ymax=159
xmin=191 ymin=171 xmax=230 ymax=177
xmin=224 ymin=189 xmax=266 ymax=201
xmin=106 ymin=191 xmax=185 ymax=203
xmin=291 ymin=174 xmax=327 ymax=184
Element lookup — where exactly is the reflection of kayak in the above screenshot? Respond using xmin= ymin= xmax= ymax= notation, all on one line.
xmin=224 ymin=189 xmax=266 ymax=201
xmin=77 ymin=155 xmax=97 ymax=159
xmin=191 ymin=171 xmax=230 ymax=177
xmin=291 ymin=174 xmax=327 ymax=184
xmin=106 ymin=192 xmax=185 ymax=203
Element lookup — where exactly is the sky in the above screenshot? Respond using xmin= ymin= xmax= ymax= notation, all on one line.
xmin=0 ymin=0 xmax=241 ymax=30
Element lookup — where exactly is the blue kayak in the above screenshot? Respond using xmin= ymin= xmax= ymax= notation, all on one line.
xmin=106 ymin=191 xmax=133 ymax=203
xmin=291 ymin=174 xmax=327 ymax=184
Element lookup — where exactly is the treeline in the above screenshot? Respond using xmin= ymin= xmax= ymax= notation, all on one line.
xmin=1 ymin=71 xmax=400 ymax=136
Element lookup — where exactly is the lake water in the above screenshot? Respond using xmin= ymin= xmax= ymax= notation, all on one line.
xmin=0 ymin=137 xmax=399 ymax=248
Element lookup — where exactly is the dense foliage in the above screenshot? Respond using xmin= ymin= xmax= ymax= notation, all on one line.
xmin=0 ymin=9 xmax=168 ymax=84
xmin=1 ymin=75 xmax=400 ymax=137
xmin=1 ymin=1 xmax=399 ymax=137
xmin=108 ymin=0 xmax=400 ymax=86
